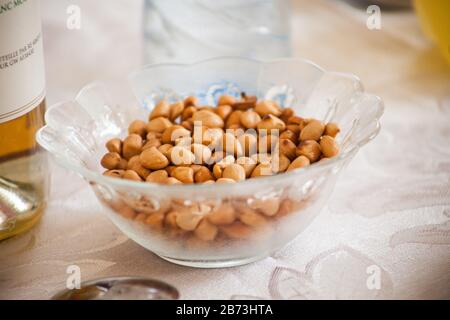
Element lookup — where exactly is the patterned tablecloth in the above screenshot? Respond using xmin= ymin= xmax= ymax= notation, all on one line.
xmin=1 ymin=0 xmax=449 ymax=299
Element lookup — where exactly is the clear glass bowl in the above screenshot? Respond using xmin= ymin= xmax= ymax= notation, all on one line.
xmin=36 ymin=57 xmax=383 ymax=268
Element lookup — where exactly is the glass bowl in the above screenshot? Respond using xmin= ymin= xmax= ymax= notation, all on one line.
xmin=36 ymin=57 xmax=383 ymax=268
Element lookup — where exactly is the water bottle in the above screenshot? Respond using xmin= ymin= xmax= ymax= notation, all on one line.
xmin=142 ymin=0 xmax=291 ymax=63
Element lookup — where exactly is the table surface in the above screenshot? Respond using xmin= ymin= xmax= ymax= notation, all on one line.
xmin=1 ymin=0 xmax=449 ymax=300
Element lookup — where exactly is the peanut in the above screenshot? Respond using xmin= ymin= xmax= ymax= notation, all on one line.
xmin=277 ymin=138 xmax=297 ymax=160
xmin=122 ymin=134 xmax=143 ymax=160
xmin=216 ymin=104 xmax=233 ymax=120
xmin=106 ymin=138 xmax=122 ymax=154
xmin=240 ymin=110 xmax=261 ymax=129
xmin=296 ymin=140 xmax=322 ymax=162
xmin=103 ymin=169 xmax=124 ymax=178
xmin=127 ymin=155 xmax=151 ymax=179
xmin=169 ymin=101 xmax=184 ymax=121
xmin=184 ymin=96 xmax=198 ymax=107
xmin=194 ymin=220 xmax=218 ymax=241
xmin=257 ymin=114 xmax=286 ymax=133
xmin=255 ymin=100 xmax=281 ymax=117
xmin=170 ymin=146 xmax=195 ymax=166
xmin=182 ymin=106 xmax=197 ymax=120
xmin=192 ymin=110 xmax=224 ymax=128
xmin=299 ymin=119 xmax=324 ymax=141
xmin=324 ymin=122 xmax=340 ymax=137
xmin=207 ymin=204 xmax=236 ymax=225
xmin=218 ymin=94 xmax=236 ymax=106
xmin=146 ymin=170 xmax=169 ymax=184
xmin=194 ymin=166 xmax=214 ymax=183
xmin=225 ymin=110 xmax=242 ymax=128
xmin=149 ymin=99 xmax=170 ymax=120
xmin=171 ymin=166 xmax=194 ymax=184
xmin=320 ymin=135 xmax=339 ymax=158
xmin=236 ymin=156 xmax=257 ymax=177
xmin=146 ymin=117 xmax=172 ymax=133
xmin=221 ymin=222 xmax=251 ymax=239
xmin=287 ymin=155 xmax=310 ymax=171
xmin=101 ymin=152 xmax=121 ymax=169
xmin=139 ymin=147 xmax=169 ymax=170
xmin=250 ymin=163 xmax=273 ymax=177
xmin=176 ymin=211 xmax=203 ymax=231
xmin=128 ymin=120 xmax=147 ymax=138
xmin=122 ymin=169 xmax=142 ymax=181
xmin=222 ymin=163 xmax=246 ymax=182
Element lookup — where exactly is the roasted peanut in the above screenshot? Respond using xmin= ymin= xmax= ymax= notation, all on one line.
xmin=146 ymin=170 xmax=169 ymax=184
xmin=320 ymin=135 xmax=339 ymax=158
xmin=236 ymin=156 xmax=257 ymax=177
xmin=280 ymin=108 xmax=294 ymax=123
xmin=170 ymin=146 xmax=195 ymax=165
xmin=142 ymin=138 xmax=161 ymax=150
xmin=279 ymin=130 xmax=298 ymax=144
xmin=161 ymin=125 xmax=190 ymax=144
xmin=176 ymin=211 xmax=203 ymax=231
xmin=255 ymin=100 xmax=281 ymax=117
xmin=168 ymin=101 xmax=184 ymax=121
xmin=182 ymin=106 xmax=197 ymax=120
xmin=238 ymin=207 xmax=267 ymax=227
xmin=286 ymin=124 xmax=301 ymax=135
xmin=287 ymin=155 xmax=310 ymax=171
xmin=146 ymin=117 xmax=172 ymax=133
xmin=192 ymin=109 xmax=224 ymax=128
xmin=128 ymin=120 xmax=147 ymax=138
xmin=277 ymin=138 xmax=297 ymax=160
xmin=249 ymin=198 xmax=280 ymax=217
xmin=296 ymin=140 xmax=322 ymax=162
xmin=250 ymin=163 xmax=273 ymax=177
xmin=218 ymin=94 xmax=236 ymax=106
xmin=127 ymin=155 xmax=151 ymax=179
xmin=103 ymin=169 xmax=124 ymax=178
xmin=299 ymin=119 xmax=324 ymax=141
xmin=257 ymin=114 xmax=286 ymax=133
xmin=122 ymin=134 xmax=143 ymax=160
xmin=184 ymin=96 xmax=198 ymax=107
xmin=220 ymin=222 xmax=251 ymax=239
xmin=194 ymin=166 xmax=214 ymax=183
xmin=117 ymin=158 xmax=128 ymax=170
xmin=171 ymin=166 xmax=194 ymax=184
xmin=225 ymin=110 xmax=242 ymax=128
xmin=106 ymin=138 xmax=122 ymax=154
xmin=166 ymin=177 xmax=182 ymax=185
xmin=194 ymin=219 xmax=218 ymax=241
xmin=324 ymin=122 xmax=340 ymax=138
xmin=122 ymin=169 xmax=142 ymax=181
xmin=149 ymin=99 xmax=170 ymax=120
xmin=240 ymin=110 xmax=261 ymax=129
xmin=139 ymin=146 xmax=169 ymax=170
xmin=222 ymin=163 xmax=246 ymax=182
xmin=101 ymin=152 xmax=121 ymax=169
xmin=208 ymin=204 xmax=236 ymax=225
xmin=145 ymin=212 xmax=165 ymax=229
xmin=216 ymin=104 xmax=233 ymax=120
xmin=272 ymin=154 xmax=291 ymax=173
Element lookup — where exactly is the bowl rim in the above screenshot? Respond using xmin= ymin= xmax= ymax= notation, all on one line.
xmin=37 ymin=56 xmax=384 ymax=195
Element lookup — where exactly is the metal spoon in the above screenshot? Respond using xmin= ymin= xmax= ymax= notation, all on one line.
xmin=52 ymin=276 xmax=179 ymax=300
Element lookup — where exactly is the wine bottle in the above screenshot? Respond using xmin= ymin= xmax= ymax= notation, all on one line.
xmin=0 ymin=0 xmax=49 ymax=240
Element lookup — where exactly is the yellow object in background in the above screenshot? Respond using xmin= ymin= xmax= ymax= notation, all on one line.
xmin=413 ymin=0 xmax=450 ymax=66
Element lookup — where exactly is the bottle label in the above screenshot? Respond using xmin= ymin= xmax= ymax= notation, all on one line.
xmin=0 ymin=0 xmax=45 ymax=124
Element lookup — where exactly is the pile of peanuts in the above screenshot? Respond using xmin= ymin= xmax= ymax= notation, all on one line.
xmin=100 ymin=93 xmax=340 ymax=184
xmin=99 ymin=93 xmax=340 ymax=243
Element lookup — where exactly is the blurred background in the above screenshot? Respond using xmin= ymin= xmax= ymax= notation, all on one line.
xmin=41 ymin=0 xmax=449 ymax=106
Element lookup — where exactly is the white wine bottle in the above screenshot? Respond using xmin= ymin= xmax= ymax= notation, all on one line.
xmin=0 ymin=0 xmax=49 ymax=240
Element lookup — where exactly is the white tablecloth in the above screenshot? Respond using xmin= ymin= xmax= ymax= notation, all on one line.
xmin=1 ymin=0 xmax=449 ymax=299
